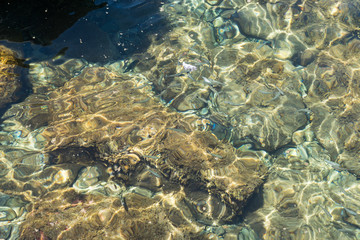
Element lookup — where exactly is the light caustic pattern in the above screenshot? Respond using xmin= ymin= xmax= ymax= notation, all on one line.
xmin=1 ymin=0 xmax=360 ymax=239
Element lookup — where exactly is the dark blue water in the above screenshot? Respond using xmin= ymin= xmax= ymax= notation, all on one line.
xmin=0 ymin=0 xmax=167 ymax=63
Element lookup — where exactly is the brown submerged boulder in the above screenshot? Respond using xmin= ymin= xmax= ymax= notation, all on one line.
xmin=0 ymin=45 xmax=21 ymax=108
xmin=6 ymin=64 xmax=267 ymax=230
xmin=19 ymin=188 xmax=209 ymax=240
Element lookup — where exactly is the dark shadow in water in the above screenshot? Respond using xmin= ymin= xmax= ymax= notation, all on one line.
xmin=0 ymin=0 xmax=105 ymax=45
xmin=0 ymin=0 xmax=104 ymax=118
xmin=0 ymin=0 xmax=169 ymax=118
xmin=0 ymin=0 xmax=168 ymax=63
xmin=231 ymin=184 xmax=266 ymax=239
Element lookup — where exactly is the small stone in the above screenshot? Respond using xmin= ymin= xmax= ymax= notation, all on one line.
xmin=0 ymin=206 xmax=17 ymax=221
xmin=205 ymin=0 xmax=223 ymax=6
xmin=200 ymin=108 xmax=209 ymax=115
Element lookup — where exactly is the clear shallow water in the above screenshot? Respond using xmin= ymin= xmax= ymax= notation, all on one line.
xmin=1 ymin=0 xmax=360 ymax=239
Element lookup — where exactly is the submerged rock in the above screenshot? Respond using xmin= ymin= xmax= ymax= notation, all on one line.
xmin=4 ymin=63 xmax=267 ymax=229
xmin=0 ymin=192 xmax=27 ymax=240
xmin=245 ymin=139 xmax=360 ymax=239
xmin=18 ymin=164 xmax=263 ymax=239
xmin=18 ymin=189 xmax=205 ymax=239
xmin=28 ymin=58 xmax=88 ymax=94
xmin=303 ymin=42 xmax=360 ymax=177
xmin=232 ymin=3 xmax=275 ymax=40
xmin=129 ymin=20 xmax=308 ymax=151
xmin=0 ymin=45 xmax=22 ymax=109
